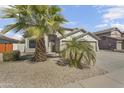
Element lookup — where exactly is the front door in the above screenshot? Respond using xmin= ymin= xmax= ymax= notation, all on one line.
xmin=51 ymin=41 xmax=56 ymax=52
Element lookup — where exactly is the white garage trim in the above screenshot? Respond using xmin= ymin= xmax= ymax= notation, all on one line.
xmin=61 ymin=40 xmax=98 ymax=52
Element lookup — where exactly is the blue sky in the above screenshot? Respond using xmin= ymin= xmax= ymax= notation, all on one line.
xmin=60 ymin=5 xmax=124 ymax=31
xmin=60 ymin=5 xmax=102 ymax=31
xmin=1 ymin=5 xmax=124 ymax=39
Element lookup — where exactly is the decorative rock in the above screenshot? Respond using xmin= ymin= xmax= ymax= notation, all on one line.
xmin=56 ymin=59 xmax=69 ymax=66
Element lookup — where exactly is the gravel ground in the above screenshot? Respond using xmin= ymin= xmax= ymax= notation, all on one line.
xmin=0 ymin=58 xmax=107 ymax=88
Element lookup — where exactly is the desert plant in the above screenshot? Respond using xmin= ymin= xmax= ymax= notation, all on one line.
xmin=12 ymin=50 xmax=20 ymax=60
xmin=1 ymin=5 xmax=67 ymax=62
xmin=3 ymin=50 xmax=20 ymax=61
xmin=60 ymin=39 xmax=96 ymax=69
xmin=3 ymin=52 xmax=13 ymax=61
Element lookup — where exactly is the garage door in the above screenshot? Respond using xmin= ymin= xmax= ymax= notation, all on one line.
xmin=61 ymin=41 xmax=97 ymax=51
xmin=0 ymin=44 xmax=13 ymax=53
xmin=89 ymin=42 xmax=97 ymax=51
xmin=117 ymin=42 xmax=122 ymax=50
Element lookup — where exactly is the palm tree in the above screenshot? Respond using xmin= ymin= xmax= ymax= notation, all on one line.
xmin=0 ymin=5 xmax=67 ymax=62
xmin=60 ymin=39 xmax=96 ymax=69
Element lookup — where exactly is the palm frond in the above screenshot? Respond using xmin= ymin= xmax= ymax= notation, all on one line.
xmin=1 ymin=23 xmax=21 ymax=34
xmin=60 ymin=39 xmax=96 ymax=68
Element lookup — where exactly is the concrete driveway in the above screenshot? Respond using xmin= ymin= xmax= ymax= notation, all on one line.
xmin=96 ymin=50 xmax=124 ymax=72
xmin=63 ymin=50 xmax=124 ymax=88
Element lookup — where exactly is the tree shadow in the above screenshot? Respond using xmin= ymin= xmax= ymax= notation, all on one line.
xmin=16 ymin=54 xmax=35 ymax=64
xmin=19 ymin=54 xmax=33 ymax=61
xmin=56 ymin=58 xmax=91 ymax=69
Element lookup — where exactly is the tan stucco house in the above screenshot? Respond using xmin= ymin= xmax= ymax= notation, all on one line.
xmin=94 ymin=27 xmax=124 ymax=50
xmin=59 ymin=28 xmax=100 ymax=52
xmin=25 ymin=28 xmax=100 ymax=54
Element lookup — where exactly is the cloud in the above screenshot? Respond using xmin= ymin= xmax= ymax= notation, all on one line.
xmin=95 ymin=23 xmax=108 ymax=28
xmin=0 ymin=5 xmax=9 ymax=8
xmin=94 ymin=6 xmax=124 ymax=31
xmin=12 ymin=33 xmax=23 ymax=40
xmin=65 ymin=21 xmax=78 ymax=26
xmin=95 ymin=23 xmax=124 ymax=31
xmin=92 ymin=5 xmax=106 ymax=9
xmin=74 ymin=5 xmax=81 ymax=8
xmin=0 ymin=28 xmax=3 ymax=31
xmin=102 ymin=6 xmax=124 ymax=22
xmin=110 ymin=23 xmax=124 ymax=31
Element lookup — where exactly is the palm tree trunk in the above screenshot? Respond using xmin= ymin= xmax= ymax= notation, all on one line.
xmin=33 ymin=37 xmax=47 ymax=62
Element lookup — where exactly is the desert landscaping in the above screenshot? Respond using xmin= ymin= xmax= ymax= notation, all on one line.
xmin=0 ymin=55 xmax=107 ymax=88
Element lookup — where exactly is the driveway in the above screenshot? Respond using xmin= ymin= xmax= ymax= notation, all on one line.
xmin=63 ymin=50 xmax=124 ymax=88
xmin=96 ymin=50 xmax=124 ymax=72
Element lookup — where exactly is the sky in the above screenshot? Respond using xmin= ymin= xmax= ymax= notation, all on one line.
xmin=1 ymin=5 xmax=124 ymax=39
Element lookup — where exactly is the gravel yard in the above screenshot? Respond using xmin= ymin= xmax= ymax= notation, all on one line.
xmin=0 ymin=58 xmax=107 ymax=88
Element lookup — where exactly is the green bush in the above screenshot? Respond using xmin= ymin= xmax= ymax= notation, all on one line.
xmin=3 ymin=52 xmax=13 ymax=61
xmin=12 ymin=50 xmax=20 ymax=60
xmin=3 ymin=50 xmax=20 ymax=61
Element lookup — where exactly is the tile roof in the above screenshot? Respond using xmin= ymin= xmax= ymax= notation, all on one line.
xmin=63 ymin=27 xmax=87 ymax=33
xmin=94 ymin=27 xmax=122 ymax=35
xmin=74 ymin=32 xmax=100 ymax=40
xmin=105 ymin=36 xmax=124 ymax=41
xmin=0 ymin=33 xmax=20 ymax=43
xmin=59 ymin=28 xmax=87 ymax=39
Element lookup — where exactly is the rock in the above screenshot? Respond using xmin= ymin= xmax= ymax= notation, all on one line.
xmin=56 ymin=59 xmax=69 ymax=66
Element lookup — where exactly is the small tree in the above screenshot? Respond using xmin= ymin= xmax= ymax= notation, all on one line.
xmin=1 ymin=5 xmax=67 ymax=62
xmin=60 ymin=39 xmax=96 ymax=69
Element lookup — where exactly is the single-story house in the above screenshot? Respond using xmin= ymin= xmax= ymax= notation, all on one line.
xmin=94 ymin=27 xmax=124 ymax=50
xmin=25 ymin=28 xmax=100 ymax=53
xmin=59 ymin=29 xmax=100 ymax=52
xmin=0 ymin=34 xmax=25 ymax=53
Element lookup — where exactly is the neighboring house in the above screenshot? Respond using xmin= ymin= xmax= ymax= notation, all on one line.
xmin=0 ymin=34 xmax=25 ymax=53
xmin=25 ymin=28 xmax=100 ymax=53
xmin=94 ymin=27 xmax=124 ymax=50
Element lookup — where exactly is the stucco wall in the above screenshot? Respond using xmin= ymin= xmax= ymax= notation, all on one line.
xmin=60 ymin=34 xmax=99 ymax=51
xmin=60 ymin=31 xmax=84 ymax=51
xmin=78 ymin=34 xmax=97 ymax=42
xmin=111 ymin=30 xmax=121 ymax=38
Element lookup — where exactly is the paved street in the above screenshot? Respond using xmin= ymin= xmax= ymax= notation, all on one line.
xmin=63 ymin=51 xmax=124 ymax=88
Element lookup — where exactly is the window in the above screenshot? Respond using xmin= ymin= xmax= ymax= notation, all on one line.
xmin=29 ymin=39 xmax=36 ymax=48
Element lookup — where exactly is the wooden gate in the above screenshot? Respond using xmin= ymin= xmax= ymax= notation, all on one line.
xmin=0 ymin=44 xmax=6 ymax=53
xmin=0 ymin=44 xmax=13 ymax=53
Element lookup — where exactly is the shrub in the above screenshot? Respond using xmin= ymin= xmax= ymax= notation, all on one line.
xmin=3 ymin=52 xmax=13 ymax=61
xmin=12 ymin=50 xmax=20 ymax=60
xmin=3 ymin=50 xmax=20 ymax=61
xmin=60 ymin=39 xmax=96 ymax=69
